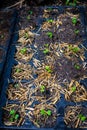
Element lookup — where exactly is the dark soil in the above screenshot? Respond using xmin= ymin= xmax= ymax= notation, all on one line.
xmin=0 ymin=48 xmax=5 ymax=62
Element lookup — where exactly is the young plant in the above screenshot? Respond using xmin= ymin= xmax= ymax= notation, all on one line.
xmin=10 ymin=109 xmax=19 ymax=122
xmin=71 ymin=86 xmax=76 ymax=92
xmin=66 ymin=0 xmax=78 ymax=6
xmin=74 ymin=29 xmax=80 ymax=34
xmin=0 ymin=34 xmax=4 ymax=39
xmin=68 ymin=45 xmax=80 ymax=53
xmin=74 ymin=64 xmax=81 ymax=70
xmin=78 ymin=114 xmax=86 ymax=122
xmin=24 ymin=32 xmax=29 ymax=39
xmin=47 ymin=32 xmax=53 ymax=38
xmin=27 ymin=15 xmax=30 ymax=20
xmin=20 ymin=47 xmax=27 ymax=54
xmin=14 ymin=83 xmax=19 ymax=88
xmin=44 ymin=44 xmax=49 ymax=47
xmin=40 ymin=85 xmax=46 ymax=93
xmin=47 ymin=19 xmax=54 ymax=23
xmin=15 ymin=68 xmax=22 ymax=73
xmin=28 ymin=11 xmax=33 ymax=15
xmin=40 ymin=109 xmax=52 ymax=116
xmin=72 ymin=17 xmax=77 ymax=25
xmin=43 ymin=48 xmax=49 ymax=54
xmin=45 ymin=66 xmax=52 ymax=73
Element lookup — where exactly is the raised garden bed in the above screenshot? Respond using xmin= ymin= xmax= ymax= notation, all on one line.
xmin=0 ymin=6 xmax=87 ymax=130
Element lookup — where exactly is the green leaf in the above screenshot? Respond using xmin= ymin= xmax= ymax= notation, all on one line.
xmin=81 ymin=116 xmax=86 ymax=122
xmin=72 ymin=47 xmax=80 ymax=53
xmin=72 ymin=86 xmax=76 ymax=92
xmin=14 ymin=83 xmax=19 ymax=88
xmin=0 ymin=35 xmax=4 ymax=39
xmin=47 ymin=110 xmax=52 ymax=116
xmin=44 ymin=44 xmax=49 ymax=47
xmin=14 ymin=114 xmax=19 ymax=120
xmin=78 ymin=114 xmax=83 ymax=118
xmin=69 ymin=2 xmax=76 ymax=6
xmin=20 ymin=47 xmax=27 ymax=54
xmin=47 ymin=32 xmax=53 ymax=38
xmin=74 ymin=64 xmax=80 ymax=70
xmin=65 ymin=0 xmax=70 ymax=5
xmin=40 ymin=109 xmax=46 ymax=116
xmin=10 ymin=117 xmax=14 ymax=122
xmin=40 ymin=85 xmax=45 ymax=93
xmin=28 ymin=11 xmax=33 ymax=15
xmin=27 ymin=15 xmax=30 ymax=20
xmin=47 ymin=19 xmax=53 ymax=23
xmin=43 ymin=49 xmax=49 ymax=54
xmin=24 ymin=32 xmax=29 ymax=39
xmin=74 ymin=30 xmax=80 ymax=34
xmin=45 ymin=66 xmax=52 ymax=73
xmin=15 ymin=68 xmax=22 ymax=73
xmin=10 ymin=109 xmax=15 ymax=115
xmin=72 ymin=17 xmax=77 ymax=25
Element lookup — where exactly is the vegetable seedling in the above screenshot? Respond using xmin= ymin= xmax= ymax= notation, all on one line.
xmin=15 ymin=68 xmax=22 ymax=73
xmin=20 ymin=47 xmax=27 ymax=54
xmin=40 ymin=85 xmax=46 ymax=93
xmin=74 ymin=30 xmax=80 ymax=34
xmin=74 ymin=64 xmax=80 ymax=70
xmin=10 ymin=109 xmax=15 ymax=115
xmin=14 ymin=83 xmax=19 ymax=88
xmin=27 ymin=15 xmax=30 ymax=20
xmin=43 ymin=48 xmax=49 ymax=54
xmin=72 ymin=17 xmax=77 ymax=25
xmin=66 ymin=0 xmax=78 ymax=6
xmin=47 ymin=19 xmax=54 ymax=23
xmin=24 ymin=32 xmax=29 ymax=39
xmin=28 ymin=11 xmax=33 ymax=15
xmin=44 ymin=44 xmax=49 ymax=47
xmin=47 ymin=32 xmax=53 ymax=38
xmin=72 ymin=47 xmax=80 ymax=53
xmin=9 ymin=109 xmax=19 ymax=122
xmin=40 ymin=109 xmax=52 ymax=116
xmin=45 ymin=66 xmax=52 ymax=73
xmin=78 ymin=114 xmax=86 ymax=122
xmin=0 ymin=34 xmax=4 ymax=39
xmin=72 ymin=86 xmax=76 ymax=92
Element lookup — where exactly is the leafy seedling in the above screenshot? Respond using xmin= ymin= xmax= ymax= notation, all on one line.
xmin=14 ymin=114 xmax=19 ymax=120
xmin=47 ymin=32 xmax=53 ymax=38
xmin=72 ymin=17 xmax=77 ymax=25
xmin=72 ymin=86 xmax=76 ymax=92
xmin=28 ymin=11 xmax=33 ymax=15
xmin=10 ymin=109 xmax=15 ymax=115
xmin=15 ymin=68 xmax=22 ymax=73
xmin=44 ymin=44 xmax=49 ymax=47
xmin=47 ymin=8 xmax=53 ymax=11
xmin=74 ymin=64 xmax=80 ymax=70
xmin=20 ymin=47 xmax=27 ymax=54
xmin=40 ymin=109 xmax=52 ymax=116
xmin=24 ymin=32 xmax=29 ymax=39
xmin=47 ymin=19 xmax=54 ymax=23
xmin=14 ymin=83 xmax=19 ymax=88
xmin=78 ymin=114 xmax=86 ymax=122
xmin=74 ymin=30 xmax=80 ymax=34
xmin=43 ymin=49 xmax=49 ymax=54
xmin=27 ymin=15 xmax=30 ymax=20
xmin=66 ymin=0 xmax=78 ymax=6
xmin=45 ymin=66 xmax=52 ymax=73
xmin=40 ymin=85 xmax=46 ymax=93
xmin=72 ymin=47 xmax=80 ymax=53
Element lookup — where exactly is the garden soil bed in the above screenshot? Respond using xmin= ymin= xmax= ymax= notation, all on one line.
xmin=0 ymin=6 xmax=87 ymax=130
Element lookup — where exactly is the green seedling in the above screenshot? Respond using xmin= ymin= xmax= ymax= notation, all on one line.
xmin=15 ymin=68 xmax=22 ymax=73
xmin=9 ymin=109 xmax=19 ymax=122
xmin=47 ymin=8 xmax=53 ymax=11
xmin=14 ymin=83 xmax=19 ymax=88
xmin=10 ymin=109 xmax=15 ymax=115
xmin=47 ymin=19 xmax=54 ymax=23
xmin=74 ymin=64 xmax=80 ymax=70
xmin=24 ymin=32 xmax=29 ymax=39
xmin=14 ymin=114 xmax=19 ymax=120
xmin=74 ymin=30 xmax=80 ymax=34
xmin=78 ymin=114 xmax=86 ymax=122
xmin=40 ymin=109 xmax=52 ymax=116
xmin=28 ymin=10 xmax=33 ymax=15
xmin=44 ymin=44 xmax=49 ymax=47
xmin=45 ymin=66 xmax=52 ymax=73
xmin=27 ymin=15 xmax=30 ymax=20
xmin=72 ymin=47 xmax=80 ymax=53
xmin=20 ymin=47 xmax=27 ymax=54
xmin=43 ymin=48 xmax=49 ymax=54
xmin=47 ymin=32 xmax=53 ymax=38
xmin=66 ymin=0 xmax=78 ymax=6
xmin=40 ymin=85 xmax=46 ymax=93
xmin=72 ymin=17 xmax=77 ymax=25
xmin=72 ymin=86 xmax=76 ymax=92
